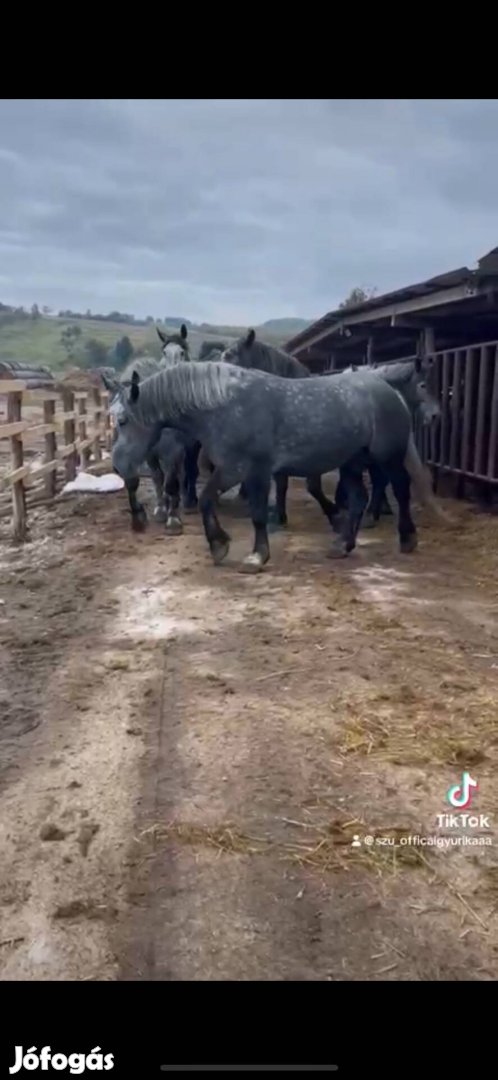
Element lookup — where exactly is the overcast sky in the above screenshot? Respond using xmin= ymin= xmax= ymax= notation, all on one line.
xmin=1 ymin=99 xmax=498 ymax=326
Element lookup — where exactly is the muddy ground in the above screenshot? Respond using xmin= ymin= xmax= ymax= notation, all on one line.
xmin=1 ymin=475 xmax=498 ymax=980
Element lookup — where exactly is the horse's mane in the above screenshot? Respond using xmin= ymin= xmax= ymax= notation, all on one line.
xmin=227 ymin=337 xmax=310 ymax=379
xmin=131 ymin=361 xmax=247 ymax=425
xmin=199 ymin=339 xmax=227 ymax=361
xmin=120 ymin=353 xmax=160 ymax=384
xmin=369 ymin=361 xmax=415 ymax=386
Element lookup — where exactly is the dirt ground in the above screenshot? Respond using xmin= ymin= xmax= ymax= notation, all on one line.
xmin=1 ymin=474 xmax=498 ymax=981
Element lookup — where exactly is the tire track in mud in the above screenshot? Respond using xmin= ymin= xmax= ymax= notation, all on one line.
xmin=117 ymin=487 xmax=498 ymax=980
xmin=1 ymin=481 xmax=498 ymax=980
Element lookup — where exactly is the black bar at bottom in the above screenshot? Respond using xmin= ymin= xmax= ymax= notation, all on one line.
xmin=160 ymin=1068 xmax=339 ymax=1073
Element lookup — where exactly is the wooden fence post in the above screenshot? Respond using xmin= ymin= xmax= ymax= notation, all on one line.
xmin=93 ymin=389 xmax=102 ymax=463
xmin=8 ymin=389 xmax=27 ymax=542
xmin=102 ymin=391 xmax=112 ymax=452
xmin=62 ymin=388 xmax=77 ymax=482
xmin=43 ymin=398 xmax=57 ymax=498
xmin=77 ymin=392 xmax=91 ymax=470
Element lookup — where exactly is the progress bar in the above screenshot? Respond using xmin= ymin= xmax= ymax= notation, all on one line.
xmin=159 ymin=1068 xmax=339 ymax=1073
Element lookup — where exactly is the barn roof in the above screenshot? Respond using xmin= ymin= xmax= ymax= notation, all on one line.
xmin=284 ymin=247 xmax=498 ymax=359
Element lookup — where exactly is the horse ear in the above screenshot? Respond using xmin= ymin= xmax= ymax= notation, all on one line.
xmin=180 ymin=323 xmax=188 ymax=341
xmin=101 ymin=372 xmax=117 ymax=393
xmin=156 ymin=326 xmax=167 ymax=345
xmin=245 ymin=329 xmax=256 ymax=348
xmin=129 ymin=370 xmax=140 ymax=403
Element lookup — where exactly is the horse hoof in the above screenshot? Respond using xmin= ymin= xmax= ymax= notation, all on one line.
xmin=331 ymin=515 xmax=346 ymax=535
xmin=132 ymin=510 xmax=148 ymax=532
xmin=400 ymin=534 xmax=418 ymax=554
xmin=153 ymin=506 xmax=168 ymax=523
xmin=362 ymin=513 xmax=377 ymax=530
xmin=327 ymin=540 xmax=350 ymax=559
xmin=211 ymin=539 xmax=230 ymax=565
xmin=165 ymin=516 xmax=183 ymax=535
xmin=240 ymin=552 xmax=265 ymax=574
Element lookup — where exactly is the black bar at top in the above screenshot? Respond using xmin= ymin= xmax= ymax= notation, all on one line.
xmin=159 ymin=1067 xmax=339 ymax=1073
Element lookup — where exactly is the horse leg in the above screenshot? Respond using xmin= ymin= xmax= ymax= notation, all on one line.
xmin=164 ymin=461 xmax=184 ymax=535
xmin=199 ymin=467 xmax=235 ymax=564
xmin=183 ymin=442 xmax=200 ymax=513
xmin=274 ymin=473 xmax=289 ymax=527
xmin=147 ymin=454 xmax=168 ymax=523
xmin=327 ymin=459 xmax=368 ymax=559
xmin=306 ymin=474 xmax=341 ymax=531
xmin=239 ymin=481 xmax=248 ymax=500
xmin=240 ymin=466 xmax=272 ymax=573
xmin=126 ymin=477 xmax=148 ymax=532
xmin=362 ymin=462 xmax=387 ymax=529
xmin=383 ymin=458 xmax=418 ymax=554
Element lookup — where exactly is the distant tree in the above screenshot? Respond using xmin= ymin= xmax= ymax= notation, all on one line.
xmin=31 ymin=303 xmax=40 ymax=319
xmin=339 ymin=286 xmax=377 ymax=310
xmin=60 ymin=324 xmax=82 ymax=357
xmin=165 ymin=317 xmax=192 ymax=329
xmin=112 ymin=335 xmax=134 ymax=370
xmin=85 ymin=309 xmax=92 ymax=319
xmin=80 ymin=338 xmax=110 ymax=369
xmin=146 ymin=316 xmax=154 ymax=324
xmin=42 ymin=305 xmax=52 ymax=316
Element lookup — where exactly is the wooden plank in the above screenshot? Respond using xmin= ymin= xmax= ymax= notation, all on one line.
xmin=487 ymin=346 xmax=498 ymax=479
xmin=92 ymin=389 xmax=102 ymax=463
xmin=43 ymin=399 xmax=57 ymax=498
xmin=449 ymin=349 xmax=463 ymax=469
xmin=462 ymin=348 xmax=476 ymax=473
xmin=7 ymin=391 xmax=26 ymax=541
xmin=73 ymin=391 xmax=90 ymax=400
xmin=25 ymin=459 xmax=59 ymax=482
xmin=430 ymin=353 xmax=442 ymax=465
xmin=425 ymin=462 xmax=498 ymax=484
xmin=56 ymin=410 xmax=77 ymax=422
xmin=59 ymin=442 xmax=77 ymax=459
xmin=0 ymin=380 xmax=27 ymax=393
xmin=0 ymin=420 xmax=28 ymax=438
xmin=77 ymin=436 xmax=94 ymax=453
xmin=23 ymin=390 xmax=60 ymax=404
xmin=62 ymin=389 xmax=76 ymax=483
xmin=78 ymin=394 xmax=91 ymax=469
xmin=440 ymin=351 xmax=451 ymax=466
xmin=1 ymin=463 xmax=30 ymax=485
xmin=24 ymin=423 xmax=58 ymax=438
xmin=474 ymin=344 xmax=490 ymax=476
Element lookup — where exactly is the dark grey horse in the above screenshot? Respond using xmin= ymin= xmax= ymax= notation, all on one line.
xmin=199 ymin=340 xmax=227 ymax=361
xmin=220 ymin=330 xmax=336 ymax=526
xmin=335 ymin=359 xmax=440 ymax=528
xmin=103 ymin=345 xmax=197 ymax=533
xmin=111 ymin=361 xmax=446 ymax=573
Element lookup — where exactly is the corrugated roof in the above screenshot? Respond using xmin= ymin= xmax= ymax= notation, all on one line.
xmin=284 ymin=263 xmax=479 ymax=353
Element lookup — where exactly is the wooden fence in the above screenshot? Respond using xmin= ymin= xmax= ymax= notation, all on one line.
xmin=0 ymin=380 xmax=112 ymax=541
xmin=326 ymin=337 xmax=498 ymax=494
xmin=419 ymin=339 xmax=498 ymax=490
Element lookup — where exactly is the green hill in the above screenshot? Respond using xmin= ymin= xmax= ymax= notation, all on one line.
xmin=0 ymin=312 xmax=307 ymax=372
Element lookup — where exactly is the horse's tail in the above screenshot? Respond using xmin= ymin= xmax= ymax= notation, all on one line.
xmin=403 ymin=432 xmax=455 ymax=524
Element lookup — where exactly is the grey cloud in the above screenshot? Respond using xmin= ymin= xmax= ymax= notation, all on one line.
xmin=1 ymin=99 xmax=498 ymax=324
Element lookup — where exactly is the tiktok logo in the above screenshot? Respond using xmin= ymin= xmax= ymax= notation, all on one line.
xmin=446 ymin=771 xmax=478 ymax=810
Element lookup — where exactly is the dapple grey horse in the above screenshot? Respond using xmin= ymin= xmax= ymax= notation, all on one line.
xmin=111 ymin=360 xmax=447 ymax=573
xmin=103 ymin=327 xmax=198 ymax=532
xmin=334 ymin=359 xmax=440 ymax=528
